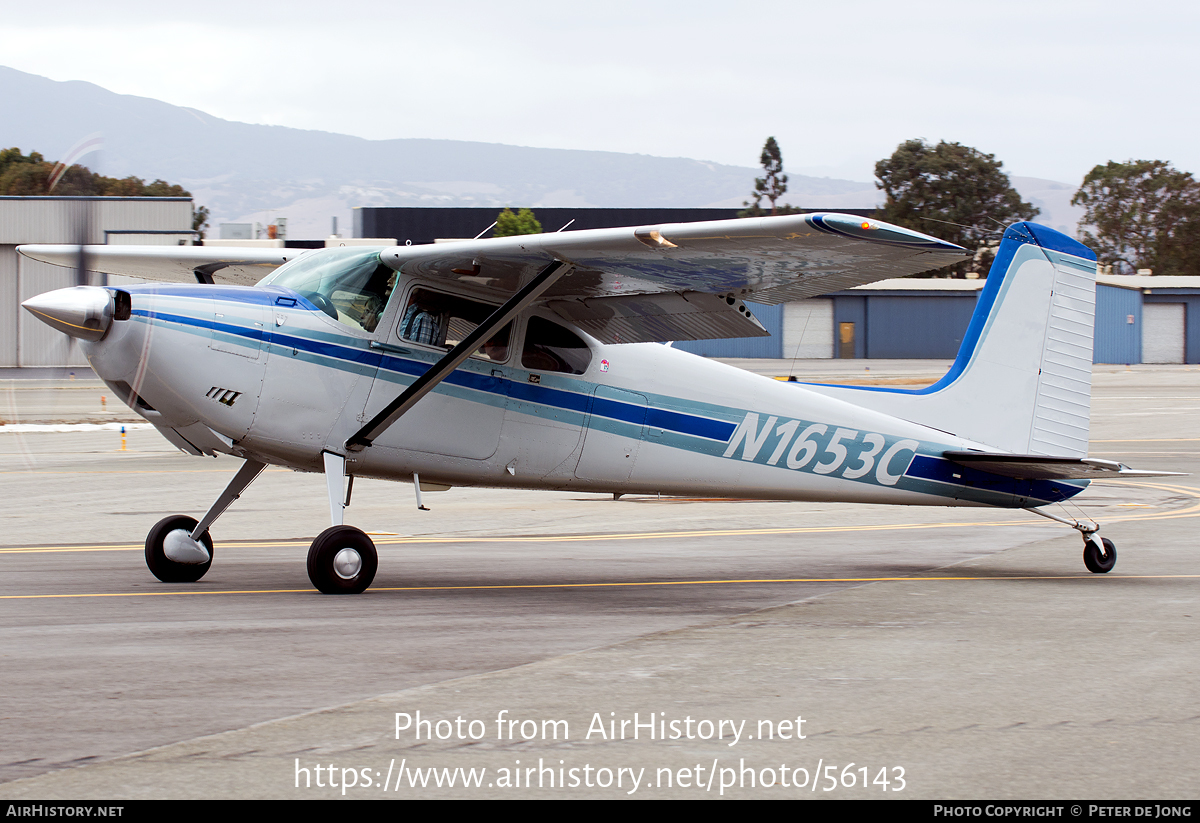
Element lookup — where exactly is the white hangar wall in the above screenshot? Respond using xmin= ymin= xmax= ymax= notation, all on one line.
xmin=0 ymin=197 xmax=194 ymax=367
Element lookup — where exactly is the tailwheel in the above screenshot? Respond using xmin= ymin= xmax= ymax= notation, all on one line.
xmin=307 ymin=525 xmax=378 ymax=594
xmin=145 ymin=515 xmax=214 ymax=583
xmin=1083 ymin=534 xmax=1117 ymax=574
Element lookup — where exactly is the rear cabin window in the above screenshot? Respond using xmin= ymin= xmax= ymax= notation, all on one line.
xmin=398 ymin=288 xmax=511 ymax=362
xmin=521 ymin=316 xmax=591 ymax=375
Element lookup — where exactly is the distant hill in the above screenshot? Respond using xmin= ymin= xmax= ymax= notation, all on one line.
xmin=1009 ymin=177 xmax=1086 ymax=239
xmin=0 ymin=67 xmax=1083 ymax=240
xmin=0 ymin=66 xmax=879 ymax=238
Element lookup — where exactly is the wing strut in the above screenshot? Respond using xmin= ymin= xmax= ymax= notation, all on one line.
xmin=193 ymin=264 xmax=227 ymax=285
xmin=345 ymin=259 xmax=571 ymax=451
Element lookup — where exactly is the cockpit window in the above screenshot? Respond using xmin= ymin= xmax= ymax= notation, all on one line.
xmin=521 ymin=316 xmax=591 ymax=374
xmin=260 ymin=248 xmax=395 ymax=333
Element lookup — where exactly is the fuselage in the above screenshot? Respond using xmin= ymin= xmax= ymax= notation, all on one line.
xmin=82 ymin=281 xmax=1087 ymax=509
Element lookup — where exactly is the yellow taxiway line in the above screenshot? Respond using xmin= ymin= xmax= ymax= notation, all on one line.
xmin=3 ymin=573 xmax=1199 ymax=601
xmin=2 ymin=481 xmax=1198 ymax=555
xmin=2 ymin=479 xmax=1197 ymax=600
xmin=0 ymin=518 xmax=1146 ymax=554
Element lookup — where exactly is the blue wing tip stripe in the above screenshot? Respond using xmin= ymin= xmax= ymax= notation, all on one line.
xmin=807 ymin=213 xmax=967 ymax=252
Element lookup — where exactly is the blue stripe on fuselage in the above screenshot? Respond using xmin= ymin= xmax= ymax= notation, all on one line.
xmin=129 ymin=303 xmax=736 ymax=442
xmin=906 ymin=454 xmax=1086 ymax=504
xmin=130 ymin=290 xmax=1079 ymax=504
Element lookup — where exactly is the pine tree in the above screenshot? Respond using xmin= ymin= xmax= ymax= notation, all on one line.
xmin=740 ymin=137 xmax=800 ymax=217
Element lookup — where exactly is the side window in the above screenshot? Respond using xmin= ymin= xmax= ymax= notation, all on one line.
xmin=398 ymin=288 xmax=511 ymax=362
xmin=522 ymin=316 xmax=592 ymax=375
xmin=398 ymin=290 xmax=444 ymax=346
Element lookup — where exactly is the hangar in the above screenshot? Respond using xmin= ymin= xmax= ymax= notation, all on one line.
xmin=675 ymin=277 xmax=1200 ymax=365
xmin=0 ymin=196 xmax=195 ymax=367
xmin=1093 ymin=275 xmax=1200 ymax=364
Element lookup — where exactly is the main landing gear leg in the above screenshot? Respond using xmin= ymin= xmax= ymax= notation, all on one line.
xmin=306 ymin=451 xmax=377 ymax=594
xmin=1024 ymin=506 xmax=1117 ymax=574
xmin=145 ymin=458 xmax=268 ymax=583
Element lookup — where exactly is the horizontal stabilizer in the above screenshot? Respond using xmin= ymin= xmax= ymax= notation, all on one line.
xmin=944 ymin=451 xmax=1187 ymax=480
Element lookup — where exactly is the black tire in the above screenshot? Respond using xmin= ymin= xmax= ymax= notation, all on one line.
xmin=145 ymin=515 xmax=213 ymax=583
xmin=1083 ymin=536 xmax=1117 ymax=574
xmin=307 ymin=525 xmax=377 ymax=594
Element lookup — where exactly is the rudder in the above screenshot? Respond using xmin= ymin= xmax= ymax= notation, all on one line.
xmin=804 ymin=223 xmax=1098 ymax=456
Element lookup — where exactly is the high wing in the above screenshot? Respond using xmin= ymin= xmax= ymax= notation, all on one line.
xmin=385 ymin=213 xmax=967 ymax=342
xmin=19 ymin=213 xmax=968 ymax=343
xmin=16 ymin=244 xmax=300 ymax=284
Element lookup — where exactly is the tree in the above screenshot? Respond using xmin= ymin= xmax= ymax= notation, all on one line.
xmin=193 ymin=205 xmax=211 ymax=240
xmin=1071 ymin=160 xmax=1200 ymax=276
xmin=0 ymin=147 xmax=208 ymax=240
xmin=494 ymin=207 xmax=542 ymax=237
xmin=875 ymin=139 xmax=1038 ymax=276
xmin=0 ymin=147 xmax=194 ymax=199
xmin=740 ymin=137 xmax=800 ymax=217
xmin=0 ymin=148 xmax=49 ymax=194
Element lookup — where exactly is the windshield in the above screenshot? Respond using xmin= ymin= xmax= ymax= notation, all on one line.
xmin=260 ymin=248 xmax=396 ymax=333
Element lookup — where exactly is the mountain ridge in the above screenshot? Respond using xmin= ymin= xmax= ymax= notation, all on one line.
xmin=0 ymin=66 xmax=1079 ymax=239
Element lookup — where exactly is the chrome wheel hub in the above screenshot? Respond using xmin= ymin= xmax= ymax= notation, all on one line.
xmin=333 ymin=547 xmax=362 ymax=579
xmin=162 ymin=528 xmax=211 ymax=564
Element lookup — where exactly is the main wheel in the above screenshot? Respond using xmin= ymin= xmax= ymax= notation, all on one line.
xmin=1083 ymin=536 xmax=1117 ymax=574
xmin=145 ymin=515 xmax=214 ymax=583
xmin=307 ymin=525 xmax=377 ymax=594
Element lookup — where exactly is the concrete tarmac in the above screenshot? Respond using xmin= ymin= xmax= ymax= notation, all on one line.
xmin=0 ymin=362 xmax=1197 ymax=799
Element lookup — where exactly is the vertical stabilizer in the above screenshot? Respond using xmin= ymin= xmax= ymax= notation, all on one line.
xmin=804 ymin=223 xmax=1098 ymax=456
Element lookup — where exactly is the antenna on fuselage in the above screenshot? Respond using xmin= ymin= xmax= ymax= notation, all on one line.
xmin=473 ymin=221 xmax=498 ymax=240
xmin=555 ymin=219 xmax=576 ymax=232
xmin=917 ymin=216 xmax=1004 ymax=236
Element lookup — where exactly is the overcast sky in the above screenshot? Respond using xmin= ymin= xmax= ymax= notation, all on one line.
xmin=2 ymin=0 xmax=1196 ymax=185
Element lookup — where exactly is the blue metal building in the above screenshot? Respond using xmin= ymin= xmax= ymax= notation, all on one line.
xmin=676 ymin=276 xmax=1200 ymax=365
xmin=1094 ymin=277 xmax=1200 ymax=364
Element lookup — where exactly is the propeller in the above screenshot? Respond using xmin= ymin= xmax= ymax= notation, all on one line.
xmin=73 ymin=197 xmax=91 ymax=287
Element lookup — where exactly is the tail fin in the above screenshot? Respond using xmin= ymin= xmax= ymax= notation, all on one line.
xmin=806 ymin=223 xmax=1098 ymax=456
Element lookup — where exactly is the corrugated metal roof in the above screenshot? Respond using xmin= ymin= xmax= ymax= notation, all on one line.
xmin=850 ymin=275 xmax=1200 ymax=293
xmin=0 ymin=196 xmax=190 ymax=201
xmin=848 ymin=278 xmax=984 ymax=292
xmin=1097 ymin=274 xmax=1200 ymax=291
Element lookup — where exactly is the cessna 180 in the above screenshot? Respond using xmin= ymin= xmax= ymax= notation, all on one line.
xmin=19 ymin=213 xmax=1176 ymax=594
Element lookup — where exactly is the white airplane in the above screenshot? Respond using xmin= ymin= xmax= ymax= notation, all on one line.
xmin=19 ymin=213 xmax=1178 ymax=594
